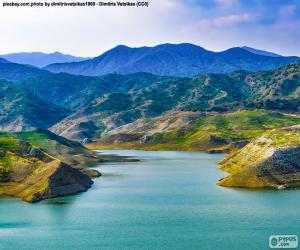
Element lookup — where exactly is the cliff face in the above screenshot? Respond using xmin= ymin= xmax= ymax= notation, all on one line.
xmin=2 ymin=160 xmax=93 ymax=202
xmin=218 ymin=126 xmax=300 ymax=188
xmin=45 ymin=162 xmax=93 ymax=201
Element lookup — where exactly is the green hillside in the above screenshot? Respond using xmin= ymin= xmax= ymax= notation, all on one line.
xmin=51 ymin=63 xmax=300 ymax=142
xmin=91 ymin=110 xmax=300 ymax=152
xmin=0 ymin=80 xmax=69 ymax=131
xmin=0 ymin=60 xmax=49 ymax=81
xmin=0 ymin=61 xmax=299 ymax=142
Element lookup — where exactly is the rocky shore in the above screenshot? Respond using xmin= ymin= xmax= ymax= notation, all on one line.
xmin=0 ymin=130 xmax=102 ymax=202
xmin=217 ymin=126 xmax=300 ymax=189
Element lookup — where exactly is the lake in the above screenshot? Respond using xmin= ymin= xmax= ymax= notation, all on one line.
xmin=0 ymin=150 xmax=299 ymax=250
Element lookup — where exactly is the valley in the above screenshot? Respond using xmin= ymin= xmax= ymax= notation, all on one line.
xmin=4 ymin=1 xmax=300 ymax=248
xmin=0 ymin=44 xmax=300 ymax=202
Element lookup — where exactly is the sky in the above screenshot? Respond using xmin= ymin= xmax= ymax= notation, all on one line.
xmin=0 ymin=0 xmax=299 ymax=57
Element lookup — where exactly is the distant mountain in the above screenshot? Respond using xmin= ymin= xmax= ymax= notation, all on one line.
xmin=242 ymin=46 xmax=283 ymax=57
xmin=0 ymin=58 xmax=9 ymax=63
xmin=0 ymin=52 xmax=90 ymax=68
xmin=0 ymin=59 xmax=49 ymax=81
xmin=44 ymin=43 xmax=300 ymax=77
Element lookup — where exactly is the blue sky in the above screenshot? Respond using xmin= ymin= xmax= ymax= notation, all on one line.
xmin=0 ymin=0 xmax=299 ymax=56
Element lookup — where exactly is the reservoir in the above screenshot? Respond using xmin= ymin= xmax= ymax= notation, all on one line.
xmin=0 ymin=150 xmax=299 ymax=249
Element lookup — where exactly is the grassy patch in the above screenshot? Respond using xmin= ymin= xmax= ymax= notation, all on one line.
xmin=146 ymin=110 xmax=300 ymax=148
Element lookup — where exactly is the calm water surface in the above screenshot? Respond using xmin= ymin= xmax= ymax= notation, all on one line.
xmin=0 ymin=150 xmax=300 ymax=250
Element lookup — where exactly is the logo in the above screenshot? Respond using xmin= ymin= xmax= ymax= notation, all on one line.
xmin=269 ymin=235 xmax=298 ymax=249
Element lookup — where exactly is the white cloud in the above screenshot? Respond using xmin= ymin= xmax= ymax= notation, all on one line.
xmin=0 ymin=0 xmax=299 ymax=57
xmin=213 ymin=13 xmax=255 ymax=27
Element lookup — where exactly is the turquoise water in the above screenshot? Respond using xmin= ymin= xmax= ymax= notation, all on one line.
xmin=0 ymin=150 xmax=300 ymax=250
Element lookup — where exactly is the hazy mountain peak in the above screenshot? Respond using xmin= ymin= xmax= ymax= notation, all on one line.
xmin=220 ymin=47 xmax=254 ymax=55
xmin=114 ymin=45 xmax=130 ymax=49
xmin=0 ymin=52 xmax=90 ymax=68
xmin=242 ymin=46 xmax=283 ymax=57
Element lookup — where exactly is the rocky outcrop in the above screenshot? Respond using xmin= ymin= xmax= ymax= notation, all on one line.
xmin=0 ymin=131 xmax=102 ymax=202
xmin=31 ymin=161 xmax=94 ymax=202
xmin=1 ymin=159 xmax=96 ymax=203
xmin=79 ymin=168 xmax=102 ymax=178
xmin=217 ymin=126 xmax=300 ymax=188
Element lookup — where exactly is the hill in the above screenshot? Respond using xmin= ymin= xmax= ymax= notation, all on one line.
xmin=1 ymin=52 xmax=90 ymax=68
xmin=217 ymin=125 xmax=300 ymax=189
xmin=0 ymin=61 xmax=299 ymax=139
xmin=0 ymin=59 xmax=49 ymax=81
xmin=89 ymin=110 xmax=300 ymax=152
xmin=241 ymin=46 xmax=283 ymax=57
xmin=0 ymin=80 xmax=69 ymax=131
xmin=50 ymin=63 xmax=300 ymax=142
xmin=44 ymin=43 xmax=300 ymax=77
xmin=0 ymin=129 xmax=102 ymax=202
xmin=20 ymin=72 xmax=160 ymax=111
xmin=0 ymin=58 xmax=10 ymax=63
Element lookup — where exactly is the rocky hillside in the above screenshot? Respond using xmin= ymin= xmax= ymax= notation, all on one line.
xmin=14 ymin=129 xmax=104 ymax=165
xmin=0 ymin=129 xmax=103 ymax=202
xmin=0 ymin=61 xmax=299 ymax=142
xmin=89 ymin=110 xmax=300 ymax=152
xmin=217 ymin=125 xmax=300 ymax=188
xmin=50 ymin=63 xmax=300 ymax=142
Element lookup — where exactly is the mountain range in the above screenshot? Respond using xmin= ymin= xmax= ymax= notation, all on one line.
xmin=50 ymin=62 xmax=300 ymax=142
xmin=0 ymin=57 xmax=298 ymax=141
xmin=0 ymin=52 xmax=89 ymax=68
xmin=0 ymin=44 xmax=299 ymax=142
xmin=44 ymin=43 xmax=300 ymax=77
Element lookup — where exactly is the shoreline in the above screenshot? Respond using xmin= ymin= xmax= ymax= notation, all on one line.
xmin=87 ymin=143 xmax=230 ymax=154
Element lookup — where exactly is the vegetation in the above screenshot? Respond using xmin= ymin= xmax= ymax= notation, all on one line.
xmin=52 ymin=62 xmax=300 ymax=142
xmin=0 ymin=61 xmax=299 ymax=142
xmin=0 ymin=59 xmax=49 ymax=81
xmin=0 ymin=80 xmax=69 ymax=131
xmin=191 ymin=110 xmax=300 ymax=141
xmin=91 ymin=110 xmax=300 ymax=152
xmin=0 ymin=135 xmax=19 ymax=180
